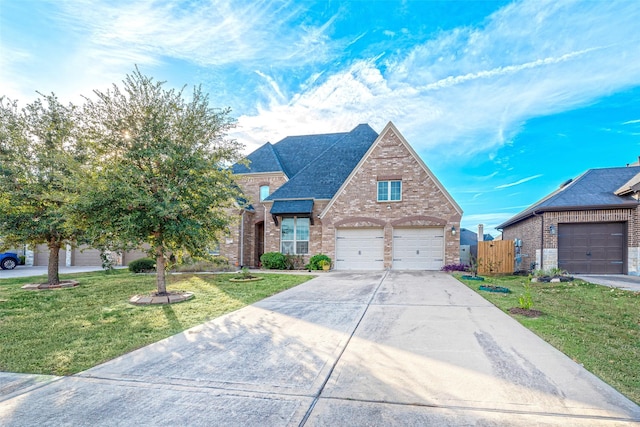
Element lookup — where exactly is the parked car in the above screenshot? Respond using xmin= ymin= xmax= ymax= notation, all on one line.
xmin=0 ymin=252 xmax=20 ymax=270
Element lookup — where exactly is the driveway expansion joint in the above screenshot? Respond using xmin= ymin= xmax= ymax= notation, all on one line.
xmin=298 ymin=270 xmax=391 ymax=426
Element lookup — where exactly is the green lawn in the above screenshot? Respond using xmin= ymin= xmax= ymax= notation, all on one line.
xmin=457 ymin=274 xmax=640 ymax=405
xmin=0 ymin=270 xmax=312 ymax=375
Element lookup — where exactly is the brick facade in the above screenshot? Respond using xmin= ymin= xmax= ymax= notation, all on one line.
xmin=321 ymin=127 xmax=461 ymax=268
xmin=221 ymin=123 xmax=462 ymax=269
xmin=502 ymin=207 xmax=640 ymax=274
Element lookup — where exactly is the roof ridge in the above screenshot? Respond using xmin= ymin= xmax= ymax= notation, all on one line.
xmin=282 ymin=129 xmax=353 ymax=182
xmin=265 ymin=141 xmax=287 ymax=177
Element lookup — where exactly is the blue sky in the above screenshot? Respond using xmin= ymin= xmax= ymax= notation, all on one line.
xmin=2 ymin=0 xmax=640 ymax=235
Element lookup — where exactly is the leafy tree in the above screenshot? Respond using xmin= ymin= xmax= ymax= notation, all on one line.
xmin=76 ymin=69 xmax=244 ymax=295
xmin=0 ymin=94 xmax=84 ymax=285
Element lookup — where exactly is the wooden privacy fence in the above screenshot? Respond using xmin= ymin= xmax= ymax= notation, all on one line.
xmin=477 ymin=240 xmax=515 ymax=275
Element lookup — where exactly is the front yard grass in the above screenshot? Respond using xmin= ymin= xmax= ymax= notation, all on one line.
xmin=457 ymin=274 xmax=640 ymax=405
xmin=0 ymin=270 xmax=312 ymax=375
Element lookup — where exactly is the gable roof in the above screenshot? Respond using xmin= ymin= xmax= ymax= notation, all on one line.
xmin=320 ymin=121 xmax=463 ymax=217
xmin=232 ymin=124 xmax=379 ymax=201
xmin=498 ymin=166 xmax=640 ymax=229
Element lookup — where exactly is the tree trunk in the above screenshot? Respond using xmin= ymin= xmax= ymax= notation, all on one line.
xmin=48 ymin=240 xmax=61 ymax=286
xmin=155 ymin=246 xmax=167 ymax=295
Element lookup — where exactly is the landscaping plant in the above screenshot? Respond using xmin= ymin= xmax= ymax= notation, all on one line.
xmin=75 ymin=68 xmax=244 ymax=296
xmin=306 ymin=254 xmax=332 ymax=270
xmin=0 ymin=94 xmax=86 ymax=286
xmin=260 ymin=252 xmax=288 ymax=269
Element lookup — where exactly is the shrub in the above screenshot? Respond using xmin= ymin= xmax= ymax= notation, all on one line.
xmin=518 ymin=283 xmax=534 ymax=309
xmin=441 ymin=263 xmax=468 ymax=272
xmin=285 ymin=254 xmax=305 ymax=270
xmin=306 ymin=254 xmax=332 ymax=270
xmin=172 ymin=256 xmax=231 ymax=272
xmin=260 ymin=252 xmax=287 ymax=269
xmin=128 ymin=257 xmax=156 ymax=273
xmin=18 ymin=255 xmax=25 ymax=265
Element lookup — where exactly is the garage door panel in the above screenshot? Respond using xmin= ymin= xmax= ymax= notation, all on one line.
xmin=393 ymin=228 xmax=444 ymax=270
xmin=558 ymin=223 xmax=625 ymax=274
xmin=336 ymin=229 xmax=384 ymax=270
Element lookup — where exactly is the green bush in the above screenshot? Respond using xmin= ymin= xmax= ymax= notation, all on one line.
xmin=306 ymin=254 xmax=331 ymax=270
xmin=128 ymin=257 xmax=156 ymax=273
xmin=260 ymin=252 xmax=287 ymax=269
xmin=285 ymin=254 xmax=305 ymax=270
xmin=18 ymin=255 xmax=25 ymax=265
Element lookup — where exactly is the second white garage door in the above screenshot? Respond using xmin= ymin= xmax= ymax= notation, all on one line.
xmin=335 ymin=228 xmax=384 ymax=270
xmin=393 ymin=227 xmax=444 ymax=270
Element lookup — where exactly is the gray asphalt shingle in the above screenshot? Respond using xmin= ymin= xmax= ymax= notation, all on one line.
xmin=232 ymin=124 xmax=379 ymax=201
xmin=499 ymin=166 xmax=640 ymax=228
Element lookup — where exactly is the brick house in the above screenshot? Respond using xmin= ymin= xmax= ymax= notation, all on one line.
xmin=497 ymin=166 xmax=640 ymax=275
xmin=221 ymin=122 xmax=462 ymax=270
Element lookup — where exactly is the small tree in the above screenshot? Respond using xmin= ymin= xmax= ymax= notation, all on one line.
xmin=76 ymin=69 xmax=244 ymax=295
xmin=0 ymin=94 xmax=84 ymax=286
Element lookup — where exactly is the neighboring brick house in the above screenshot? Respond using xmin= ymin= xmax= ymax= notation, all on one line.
xmin=26 ymin=244 xmax=148 ymax=267
xmin=221 ymin=122 xmax=462 ymax=270
xmin=497 ymin=166 xmax=640 ymax=275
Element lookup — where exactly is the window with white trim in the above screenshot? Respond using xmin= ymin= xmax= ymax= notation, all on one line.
xmin=281 ymin=217 xmax=309 ymax=255
xmin=260 ymin=185 xmax=270 ymax=201
xmin=377 ymin=180 xmax=402 ymax=201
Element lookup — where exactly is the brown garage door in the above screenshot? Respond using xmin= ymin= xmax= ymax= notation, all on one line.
xmin=558 ymin=223 xmax=625 ymax=274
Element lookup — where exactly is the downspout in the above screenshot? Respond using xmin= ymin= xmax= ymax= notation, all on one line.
xmin=240 ymin=210 xmax=245 ymax=268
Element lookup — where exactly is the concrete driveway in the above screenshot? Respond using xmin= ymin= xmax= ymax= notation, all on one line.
xmin=1 ymin=271 xmax=638 ymax=426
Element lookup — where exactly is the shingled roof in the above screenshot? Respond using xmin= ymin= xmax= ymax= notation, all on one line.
xmin=498 ymin=166 xmax=640 ymax=229
xmin=232 ymin=124 xmax=379 ymax=201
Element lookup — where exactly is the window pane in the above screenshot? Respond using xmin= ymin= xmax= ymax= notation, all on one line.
xmin=260 ymin=185 xmax=269 ymax=201
xmin=296 ymin=218 xmax=309 ymax=241
xmin=296 ymin=241 xmax=309 ymax=254
xmin=281 ymin=241 xmax=294 ymax=255
xmin=390 ymin=181 xmax=402 ymax=201
xmin=281 ymin=218 xmax=294 ymax=240
xmin=377 ymin=181 xmax=388 ymax=201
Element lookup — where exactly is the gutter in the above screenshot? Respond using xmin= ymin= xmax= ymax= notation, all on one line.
xmin=498 ymin=203 xmax=638 ymax=229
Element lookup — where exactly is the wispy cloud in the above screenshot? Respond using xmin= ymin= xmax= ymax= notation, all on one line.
xmin=495 ymin=174 xmax=543 ymax=189
xmin=234 ymin=0 xmax=640 ymax=155
xmin=622 ymin=119 xmax=640 ymax=125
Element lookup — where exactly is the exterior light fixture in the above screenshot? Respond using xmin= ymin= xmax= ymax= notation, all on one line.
xmin=451 ymin=226 xmax=456 ymax=235
xmin=549 ymin=224 xmax=556 ymax=235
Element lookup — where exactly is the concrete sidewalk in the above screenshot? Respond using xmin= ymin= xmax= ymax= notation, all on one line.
xmin=1 ymin=271 xmax=638 ymax=426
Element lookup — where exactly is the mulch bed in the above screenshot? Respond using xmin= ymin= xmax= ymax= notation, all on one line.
xmin=22 ymin=280 xmax=80 ymax=290
xmin=509 ymin=307 xmax=543 ymax=317
xmin=129 ymin=291 xmax=194 ymax=305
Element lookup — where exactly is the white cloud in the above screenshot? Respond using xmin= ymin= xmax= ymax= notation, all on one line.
xmin=53 ymin=0 xmax=341 ymax=68
xmin=235 ymin=0 xmax=640 ymax=158
xmin=495 ymin=174 xmax=543 ymax=189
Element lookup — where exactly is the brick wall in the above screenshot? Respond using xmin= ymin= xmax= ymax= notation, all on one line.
xmin=502 ymin=215 xmax=542 ymax=270
xmin=502 ymin=206 xmax=639 ymax=273
xmin=321 ymin=127 xmax=461 ymax=267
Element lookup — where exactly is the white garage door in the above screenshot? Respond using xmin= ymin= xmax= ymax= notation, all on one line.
xmin=393 ymin=227 xmax=444 ymax=270
xmin=335 ymin=228 xmax=384 ymax=270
